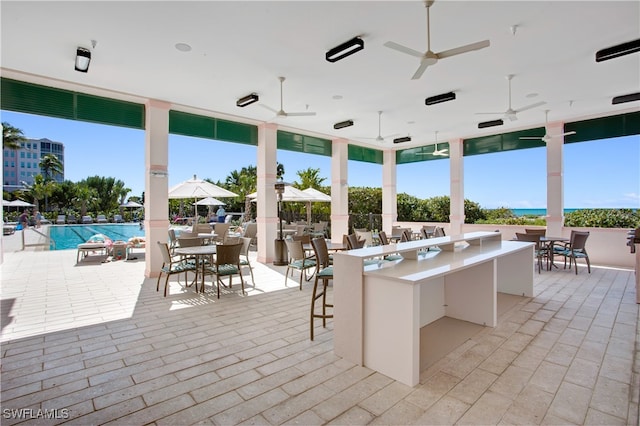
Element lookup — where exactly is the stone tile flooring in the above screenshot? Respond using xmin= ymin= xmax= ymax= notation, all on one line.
xmin=1 ymin=248 xmax=638 ymax=425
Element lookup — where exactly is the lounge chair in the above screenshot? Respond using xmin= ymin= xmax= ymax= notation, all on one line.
xmin=56 ymin=215 xmax=66 ymax=224
xmin=96 ymin=214 xmax=108 ymax=223
xmin=76 ymin=241 xmax=108 ymax=263
xmin=82 ymin=215 xmax=93 ymax=224
xmin=113 ymin=214 xmax=124 ymax=223
xmin=67 ymin=215 xmax=77 ymax=224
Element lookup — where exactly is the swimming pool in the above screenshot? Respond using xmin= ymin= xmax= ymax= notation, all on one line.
xmin=49 ymin=224 xmax=146 ymax=250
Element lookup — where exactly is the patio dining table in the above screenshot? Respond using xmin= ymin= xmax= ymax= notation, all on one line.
xmin=174 ymin=245 xmax=218 ymax=292
xmin=540 ymin=236 xmax=569 ymax=270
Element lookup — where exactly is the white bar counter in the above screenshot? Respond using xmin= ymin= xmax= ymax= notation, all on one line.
xmin=332 ymin=231 xmax=534 ymax=386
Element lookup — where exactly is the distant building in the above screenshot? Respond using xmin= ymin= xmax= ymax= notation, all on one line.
xmin=3 ymin=138 xmax=65 ymax=192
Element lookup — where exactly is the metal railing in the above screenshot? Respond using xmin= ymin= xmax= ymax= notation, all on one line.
xmin=21 ymin=227 xmax=56 ymax=250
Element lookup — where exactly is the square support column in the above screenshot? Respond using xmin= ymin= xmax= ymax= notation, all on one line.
xmin=382 ymin=149 xmax=397 ymax=234
xmin=144 ymin=100 xmax=171 ymax=278
xmin=449 ymin=138 xmax=465 ymax=235
xmin=331 ymin=138 xmax=349 ymax=243
xmin=256 ymin=123 xmax=279 ymax=263
xmin=546 ymin=121 xmax=565 ymax=236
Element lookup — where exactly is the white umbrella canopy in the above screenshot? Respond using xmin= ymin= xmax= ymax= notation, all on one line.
xmin=247 ymin=185 xmax=310 ymax=202
xmin=169 ymin=175 xmax=238 ymax=199
xmin=2 ymin=199 xmax=11 ymax=207
xmin=8 ymin=199 xmax=35 ymax=207
xmin=301 ymin=188 xmax=331 ymax=202
xmin=194 ymin=197 xmax=226 ymax=206
xmin=120 ymin=200 xmax=143 ymax=208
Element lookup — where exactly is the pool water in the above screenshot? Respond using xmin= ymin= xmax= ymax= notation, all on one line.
xmin=49 ymin=224 xmax=145 ymax=250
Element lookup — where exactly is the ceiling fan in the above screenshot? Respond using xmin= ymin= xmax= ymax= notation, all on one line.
xmin=358 ymin=111 xmax=398 ymax=142
xmin=416 ymin=131 xmax=449 ymax=156
xmin=476 ymin=75 xmax=546 ymax=121
xmin=520 ymin=110 xmax=577 ymax=143
xmin=384 ymin=0 xmax=490 ymax=80
xmin=260 ymin=76 xmax=316 ymax=118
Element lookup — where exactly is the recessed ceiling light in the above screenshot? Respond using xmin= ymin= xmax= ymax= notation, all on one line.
xmin=407 ymin=121 xmax=415 ymax=125
xmin=332 ymin=95 xmax=343 ymax=100
xmin=526 ymin=93 xmax=538 ymax=98
xmin=175 ymin=43 xmax=192 ymax=52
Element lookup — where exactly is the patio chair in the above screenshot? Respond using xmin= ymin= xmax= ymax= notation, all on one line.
xmin=354 ymin=229 xmax=374 ymax=247
xmin=525 ymin=228 xmax=546 ymax=237
xmin=309 ymin=237 xmax=334 ymax=341
xmin=310 ymin=222 xmax=327 ymax=238
xmin=515 ymin=232 xmax=547 ymax=273
xmin=67 ymin=215 xmax=77 ymax=224
xmin=421 ymin=225 xmax=436 ymax=239
xmin=56 ymin=215 xmax=66 ymax=224
xmin=555 ymin=231 xmax=591 ymax=274
xmin=96 ymin=214 xmax=108 ymax=223
xmin=204 ymin=242 xmax=244 ymax=298
xmin=284 ymin=238 xmax=316 ymax=290
xmin=81 ymin=215 xmax=93 ymax=224
xmin=346 ymin=233 xmax=365 ymax=250
xmin=76 ymin=241 xmax=109 ymax=264
xmin=156 ymin=241 xmax=196 ymax=297
xmin=378 ymin=231 xmax=403 ymax=261
xmin=239 ymin=237 xmax=255 ymax=285
xmin=213 ymin=222 xmax=231 ymax=244
xmin=113 ymin=214 xmax=124 ymax=223
xmin=243 ymin=222 xmax=257 ymax=247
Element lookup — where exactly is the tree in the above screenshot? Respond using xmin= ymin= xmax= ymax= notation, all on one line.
xmin=23 ymin=174 xmax=55 ymax=212
xmin=2 ymin=122 xmax=26 ymax=150
xmin=39 ymin=154 xmax=63 ymax=181
xmin=294 ymin=167 xmax=325 ymax=190
xmin=73 ymin=183 xmax=97 ymax=217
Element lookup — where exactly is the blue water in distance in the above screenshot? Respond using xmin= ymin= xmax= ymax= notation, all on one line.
xmin=510 ymin=208 xmax=637 ymax=217
xmin=49 ymin=224 xmax=145 ymax=250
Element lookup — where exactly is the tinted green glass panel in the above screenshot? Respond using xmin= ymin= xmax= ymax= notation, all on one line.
xmin=348 ymin=144 xmax=383 ymax=164
xmin=169 ymin=110 xmax=215 ymax=139
xmin=564 ymin=112 xmax=640 ymax=143
xmin=277 ymin=130 xmax=331 ymax=156
xmin=76 ymin=94 xmax=144 ymax=129
xmin=396 ymin=143 xmax=450 ymax=164
xmin=1 ymin=78 xmax=74 ymax=119
xmin=215 ymin=119 xmax=257 ymax=145
xmin=464 ymin=128 xmax=546 ymax=156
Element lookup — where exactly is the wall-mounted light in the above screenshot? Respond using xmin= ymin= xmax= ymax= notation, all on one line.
xmin=333 ymin=120 xmax=354 ymax=130
xmin=236 ymin=93 xmax=259 ymax=107
xmin=393 ymin=136 xmax=412 ymax=144
xmin=478 ymin=119 xmax=504 ymax=129
xmin=74 ymin=47 xmax=91 ymax=73
xmin=326 ymin=37 xmax=364 ymax=62
xmin=596 ymin=38 xmax=640 ymax=62
xmin=425 ymin=92 xmax=456 ymax=106
xmin=612 ymin=92 xmax=640 ymax=105
xmin=150 ymin=170 xmax=168 ymax=178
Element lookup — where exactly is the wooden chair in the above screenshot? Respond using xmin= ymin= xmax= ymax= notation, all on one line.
xmin=205 ymin=242 xmax=245 ymax=298
xmin=555 ymin=231 xmax=591 ymax=274
xmin=284 ymin=238 xmax=316 ymax=290
xmin=310 ymin=237 xmax=334 ymax=340
xmin=156 ymin=241 xmax=196 ymax=297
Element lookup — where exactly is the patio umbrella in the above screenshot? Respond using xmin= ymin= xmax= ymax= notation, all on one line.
xmin=195 ymin=196 xmax=226 ymax=218
xmin=301 ymin=188 xmax=331 ymax=224
xmin=120 ymin=200 xmax=143 ymax=208
xmin=2 ymin=199 xmax=11 ymax=207
xmin=8 ymin=199 xmax=35 ymax=207
xmin=169 ymin=175 xmax=238 ymax=219
xmin=247 ymin=185 xmax=309 ymax=202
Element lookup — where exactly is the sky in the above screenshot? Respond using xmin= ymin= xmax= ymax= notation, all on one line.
xmin=2 ymin=110 xmax=639 ymax=210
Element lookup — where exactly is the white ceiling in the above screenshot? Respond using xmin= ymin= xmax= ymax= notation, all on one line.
xmin=1 ymin=1 xmax=639 ymax=150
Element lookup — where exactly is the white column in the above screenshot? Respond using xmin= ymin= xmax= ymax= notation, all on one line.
xmin=449 ymin=138 xmax=465 ymax=235
xmin=331 ymin=138 xmax=349 ymax=243
xmin=382 ymin=149 xmax=397 ymax=234
xmin=546 ymin=121 xmax=565 ymax=236
xmin=144 ymin=100 xmax=171 ymax=278
xmin=256 ymin=123 xmax=278 ymax=263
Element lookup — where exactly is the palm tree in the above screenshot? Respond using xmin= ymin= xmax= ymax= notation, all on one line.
xmin=73 ymin=184 xmax=97 ymax=217
xmin=23 ymin=175 xmax=55 ymax=212
xmin=295 ymin=167 xmax=326 ymax=189
xmin=2 ymin=122 xmax=26 ymax=150
xmin=39 ymin=154 xmax=63 ymax=181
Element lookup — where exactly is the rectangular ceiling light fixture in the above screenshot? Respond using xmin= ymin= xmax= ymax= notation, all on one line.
xmin=236 ymin=93 xmax=259 ymax=107
xmin=425 ymin=92 xmax=456 ymax=106
xmin=74 ymin=47 xmax=91 ymax=72
xmin=612 ymin=92 xmax=640 ymax=105
xmin=596 ymin=38 xmax=640 ymax=62
xmin=393 ymin=136 xmax=412 ymax=144
xmin=478 ymin=119 xmax=504 ymax=129
xmin=333 ymin=120 xmax=354 ymax=129
xmin=326 ymin=37 xmax=364 ymax=62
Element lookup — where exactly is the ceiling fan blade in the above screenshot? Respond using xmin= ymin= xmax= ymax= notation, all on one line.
xmin=562 ymin=131 xmax=577 ymax=137
xmin=519 ymin=136 xmax=543 ymax=140
xmin=411 ymin=59 xmax=431 ymax=80
xmin=283 ymin=112 xmax=316 ymax=117
xmin=260 ymin=104 xmax=279 ymax=114
xmin=474 ymin=112 xmax=504 ymax=115
xmin=514 ymin=101 xmax=546 ymax=114
xmin=437 ymin=39 xmax=490 ymax=59
xmin=383 ymin=41 xmax=425 ymax=58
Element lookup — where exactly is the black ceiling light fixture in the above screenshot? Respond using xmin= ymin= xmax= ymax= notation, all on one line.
xmin=393 ymin=136 xmax=412 ymax=144
xmin=74 ymin=47 xmax=91 ymax=72
xmin=333 ymin=119 xmax=354 ymax=130
xmin=425 ymin=92 xmax=456 ymax=106
xmin=595 ymin=38 xmax=640 ymax=62
xmin=478 ymin=119 xmax=504 ymax=129
xmin=612 ymin=92 xmax=640 ymax=105
xmin=236 ymin=93 xmax=259 ymax=107
xmin=326 ymin=36 xmax=364 ymax=62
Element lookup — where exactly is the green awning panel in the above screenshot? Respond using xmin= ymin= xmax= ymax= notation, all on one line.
xmin=169 ymin=110 xmax=258 ymax=145
xmin=1 ymin=78 xmax=144 ymax=129
xmin=348 ymin=144 xmax=383 ymax=164
xmin=564 ymin=111 xmax=640 ymax=143
xmin=278 ymin=130 xmax=331 ymax=156
xmin=464 ymin=128 xmax=546 ymax=156
xmin=397 ymin=143 xmax=450 ymax=164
